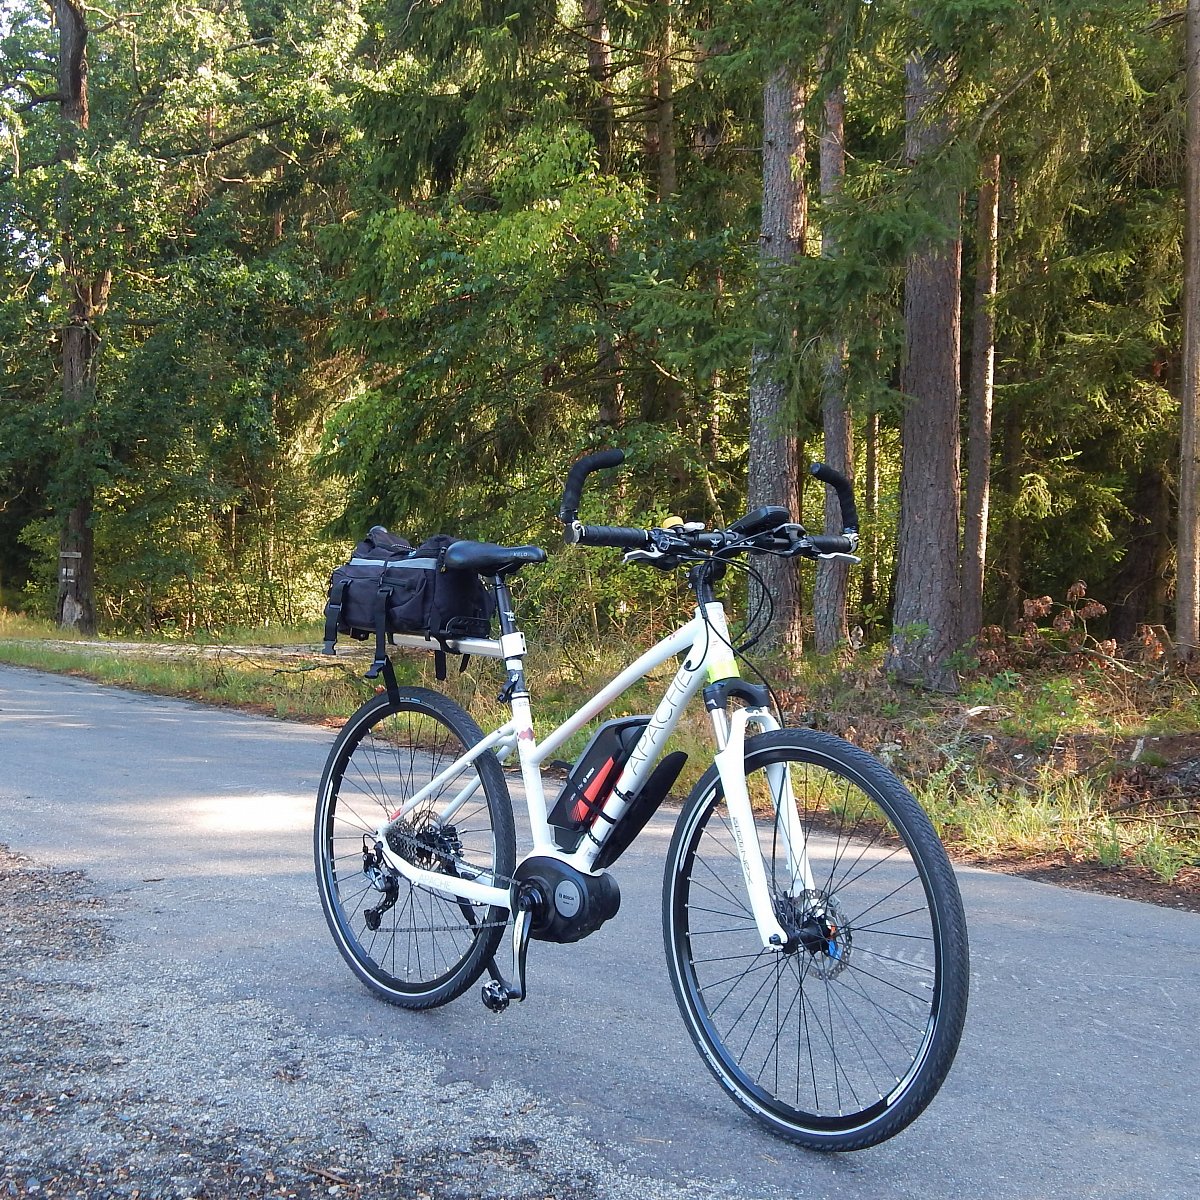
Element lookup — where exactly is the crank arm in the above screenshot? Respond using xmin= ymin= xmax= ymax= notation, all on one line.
xmin=481 ymin=888 xmax=537 ymax=1012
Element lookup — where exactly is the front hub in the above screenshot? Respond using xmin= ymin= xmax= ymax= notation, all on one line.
xmin=777 ymin=890 xmax=852 ymax=979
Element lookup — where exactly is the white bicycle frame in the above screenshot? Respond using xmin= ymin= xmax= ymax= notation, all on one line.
xmin=373 ymin=603 xmax=816 ymax=951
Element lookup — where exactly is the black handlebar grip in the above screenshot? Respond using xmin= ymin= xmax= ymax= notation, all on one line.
xmin=806 ymin=534 xmax=858 ymax=555
xmin=809 ymin=462 xmax=859 ymax=533
xmin=574 ymin=524 xmax=650 ymax=549
xmin=559 ymin=449 xmax=626 ymax=524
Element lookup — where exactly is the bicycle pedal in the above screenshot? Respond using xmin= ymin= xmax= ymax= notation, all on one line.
xmin=481 ymin=980 xmax=510 ymax=1013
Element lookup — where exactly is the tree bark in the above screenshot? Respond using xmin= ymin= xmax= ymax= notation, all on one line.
xmin=999 ymin=396 xmax=1024 ymax=627
xmin=583 ymin=0 xmax=623 ymax=428
xmin=638 ymin=3 xmax=683 ymax=429
xmin=1111 ymin=467 xmax=1173 ymax=645
xmin=885 ymin=52 xmax=962 ymax=691
xmin=644 ymin=1 xmax=676 ymax=200
xmin=860 ymin=409 xmax=880 ymax=624
xmin=813 ymin=85 xmax=852 ymax=654
xmin=656 ymin=1 xmax=676 ymax=199
xmin=583 ymin=0 xmax=616 ymax=175
xmin=1176 ymin=0 xmax=1200 ymax=661
xmin=960 ymin=149 xmax=1001 ymax=646
xmin=747 ymin=66 xmax=806 ymax=653
xmin=51 ymin=0 xmax=103 ymax=635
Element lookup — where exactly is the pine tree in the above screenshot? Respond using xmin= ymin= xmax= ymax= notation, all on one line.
xmin=1177 ymin=0 xmax=1200 ymax=660
xmin=885 ymin=45 xmax=962 ymax=691
xmin=747 ymin=65 xmax=806 ymax=652
xmin=812 ymin=80 xmax=852 ymax=655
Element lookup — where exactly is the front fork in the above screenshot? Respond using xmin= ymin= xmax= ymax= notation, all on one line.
xmin=711 ymin=706 xmax=817 ymax=951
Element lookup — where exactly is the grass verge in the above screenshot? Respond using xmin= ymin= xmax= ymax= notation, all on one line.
xmin=2 ymin=612 xmax=1198 ymax=896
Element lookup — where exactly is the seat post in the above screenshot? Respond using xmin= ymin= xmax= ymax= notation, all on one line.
xmin=491 ymin=574 xmax=519 ymax=637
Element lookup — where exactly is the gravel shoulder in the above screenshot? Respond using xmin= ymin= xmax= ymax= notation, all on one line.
xmin=0 ymin=841 xmax=716 ymax=1200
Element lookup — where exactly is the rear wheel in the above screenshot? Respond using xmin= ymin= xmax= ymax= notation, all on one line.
xmin=315 ymin=687 xmax=515 ymax=1009
xmin=663 ymin=727 xmax=969 ymax=1150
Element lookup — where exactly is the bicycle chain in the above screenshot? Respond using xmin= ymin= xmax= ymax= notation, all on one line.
xmin=376 ymin=823 xmax=519 ymax=906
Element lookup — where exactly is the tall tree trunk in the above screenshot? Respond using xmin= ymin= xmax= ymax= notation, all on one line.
xmin=1177 ymin=0 xmax=1200 ymax=661
xmin=960 ymin=149 xmax=1001 ymax=645
xmin=656 ymin=0 xmax=676 ymax=199
xmin=583 ymin=0 xmax=616 ymax=174
xmin=885 ymin=52 xmax=962 ymax=691
xmin=643 ymin=1 xmax=676 ymax=200
xmin=584 ymin=0 xmax=623 ymax=428
xmin=1111 ymin=467 xmax=1173 ymax=645
xmin=813 ymin=84 xmax=852 ymax=654
xmin=52 ymin=0 xmax=103 ymax=635
xmin=639 ymin=3 xmax=682 ymax=429
xmin=748 ymin=66 xmax=806 ymax=653
xmin=860 ymin=409 xmax=880 ymax=625
xmin=999 ymin=396 xmax=1024 ymax=627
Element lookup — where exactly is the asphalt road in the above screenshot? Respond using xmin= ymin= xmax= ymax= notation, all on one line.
xmin=1 ymin=663 xmax=1198 ymax=1199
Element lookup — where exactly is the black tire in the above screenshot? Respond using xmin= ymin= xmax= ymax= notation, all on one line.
xmin=663 ymin=727 xmax=969 ymax=1151
xmin=315 ymin=686 xmax=515 ymax=1009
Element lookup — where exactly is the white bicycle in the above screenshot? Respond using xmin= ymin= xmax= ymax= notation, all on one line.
xmin=314 ymin=450 xmax=969 ymax=1151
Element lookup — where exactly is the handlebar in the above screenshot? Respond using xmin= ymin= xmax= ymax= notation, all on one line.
xmin=809 ymin=462 xmax=858 ymax=533
xmin=569 ymin=524 xmax=650 ymax=549
xmin=558 ymin=448 xmax=860 ymax=561
xmin=559 ymin=449 xmax=626 ymax=530
xmin=805 ymin=534 xmax=858 ymax=555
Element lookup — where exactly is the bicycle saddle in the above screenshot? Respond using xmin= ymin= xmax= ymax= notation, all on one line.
xmin=443 ymin=541 xmax=547 ymax=574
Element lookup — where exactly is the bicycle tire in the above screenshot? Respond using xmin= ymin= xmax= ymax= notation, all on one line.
xmin=662 ymin=727 xmax=969 ymax=1150
xmin=315 ymin=686 xmax=515 ymax=1009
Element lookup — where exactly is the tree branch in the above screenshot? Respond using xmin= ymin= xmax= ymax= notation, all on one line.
xmin=14 ymin=93 xmax=66 ymax=112
xmin=153 ymin=116 xmax=287 ymax=160
xmin=1147 ymin=11 xmax=1185 ymax=32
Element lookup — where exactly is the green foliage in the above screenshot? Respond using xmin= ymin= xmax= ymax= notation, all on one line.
xmin=0 ymin=0 xmax=1194 ymax=670
xmin=0 ymin=0 xmax=365 ymax=632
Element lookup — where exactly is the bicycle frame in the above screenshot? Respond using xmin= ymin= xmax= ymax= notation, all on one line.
xmin=373 ymin=602 xmax=812 ymax=950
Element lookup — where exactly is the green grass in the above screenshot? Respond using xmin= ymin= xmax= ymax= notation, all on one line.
xmin=0 ymin=636 xmax=369 ymax=720
xmin=2 ymin=610 xmax=1198 ymax=885
xmin=0 ymin=616 xmax=717 ymax=782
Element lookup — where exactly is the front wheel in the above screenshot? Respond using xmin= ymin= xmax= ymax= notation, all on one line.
xmin=663 ymin=727 xmax=969 ymax=1151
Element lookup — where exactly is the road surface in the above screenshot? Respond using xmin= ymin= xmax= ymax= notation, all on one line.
xmin=1 ymin=664 xmax=1197 ymax=1199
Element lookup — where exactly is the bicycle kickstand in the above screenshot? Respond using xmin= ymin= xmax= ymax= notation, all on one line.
xmin=481 ymin=889 xmax=536 ymax=1013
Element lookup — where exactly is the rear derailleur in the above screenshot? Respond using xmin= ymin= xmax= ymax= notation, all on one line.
xmin=361 ymin=839 xmax=398 ymax=932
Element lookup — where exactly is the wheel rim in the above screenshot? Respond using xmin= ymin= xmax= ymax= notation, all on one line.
xmin=320 ymin=704 xmax=506 ymax=994
xmin=671 ymin=747 xmax=945 ymax=1134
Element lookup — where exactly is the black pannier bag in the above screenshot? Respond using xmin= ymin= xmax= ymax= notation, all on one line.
xmin=322 ymin=528 xmax=495 ymax=676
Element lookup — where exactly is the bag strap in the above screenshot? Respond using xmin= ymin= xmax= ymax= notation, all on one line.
xmin=363 ymin=584 xmax=401 ymax=703
xmin=366 ymin=581 xmax=392 ymax=680
xmin=321 ymin=578 xmax=351 ymax=655
xmin=377 ymin=654 xmax=401 ymax=703
xmin=430 ymin=540 xmax=454 ymax=682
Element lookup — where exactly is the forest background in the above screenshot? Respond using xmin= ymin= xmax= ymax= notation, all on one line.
xmin=4 ymin=1 xmax=1200 ymax=889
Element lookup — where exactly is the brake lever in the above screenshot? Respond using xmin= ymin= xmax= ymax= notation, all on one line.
xmin=623 ymin=546 xmax=684 ymax=569
xmin=623 ymin=547 xmax=668 ymax=564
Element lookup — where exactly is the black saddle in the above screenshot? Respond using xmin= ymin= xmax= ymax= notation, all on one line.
xmin=443 ymin=541 xmax=547 ymax=575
